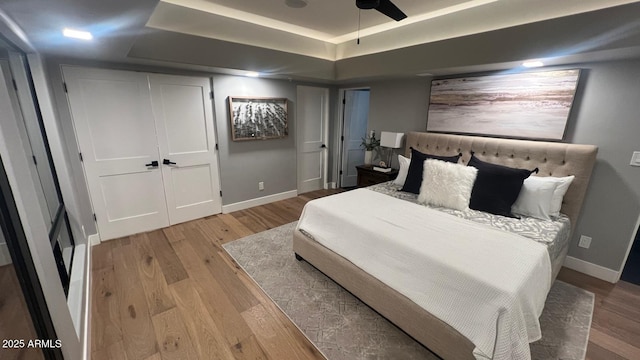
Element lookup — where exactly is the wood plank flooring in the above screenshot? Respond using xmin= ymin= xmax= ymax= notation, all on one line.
xmin=557 ymin=268 xmax=640 ymax=360
xmin=91 ymin=189 xmax=339 ymax=360
xmin=91 ymin=188 xmax=640 ymax=360
xmin=0 ymin=264 xmax=44 ymax=360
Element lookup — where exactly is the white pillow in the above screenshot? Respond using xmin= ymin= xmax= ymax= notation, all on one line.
xmin=511 ymin=175 xmax=575 ymax=219
xmin=393 ymin=154 xmax=411 ymax=186
xmin=418 ymin=159 xmax=478 ymax=211
xmin=549 ymin=175 xmax=575 ymax=217
xmin=512 ymin=176 xmax=559 ymax=220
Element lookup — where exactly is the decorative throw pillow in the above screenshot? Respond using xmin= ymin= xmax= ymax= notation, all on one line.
xmin=401 ymin=147 xmax=462 ymax=194
xmin=511 ymin=176 xmax=559 ymax=220
xmin=418 ymin=159 xmax=478 ymax=211
xmin=468 ymin=154 xmax=537 ymax=217
xmin=393 ymin=155 xmax=411 ymax=186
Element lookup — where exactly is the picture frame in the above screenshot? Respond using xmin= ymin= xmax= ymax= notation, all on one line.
xmin=427 ymin=69 xmax=581 ymax=140
xmin=228 ymin=96 xmax=288 ymax=141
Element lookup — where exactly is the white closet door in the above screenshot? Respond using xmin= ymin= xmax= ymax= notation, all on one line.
xmin=63 ymin=67 xmax=169 ymax=241
xmin=149 ymin=74 xmax=221 ymax=224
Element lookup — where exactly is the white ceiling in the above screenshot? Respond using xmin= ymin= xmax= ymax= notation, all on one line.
xmin=149 ymin=0 xmax=640 ymax=60
xmin=1 ymin=0 xmax=640 ymax=80
xmin=160 ymin=0 xmax=473 ymax=41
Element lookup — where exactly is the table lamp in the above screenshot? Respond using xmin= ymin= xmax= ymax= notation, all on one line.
xmin=380 ymin=132 xmax=404 ymax=169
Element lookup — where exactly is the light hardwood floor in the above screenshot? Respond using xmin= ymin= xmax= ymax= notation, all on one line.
xmin=0 ymin=264 xmax=44 ymax=360
xmin=91 ymin=189 xmax=640 ymax=360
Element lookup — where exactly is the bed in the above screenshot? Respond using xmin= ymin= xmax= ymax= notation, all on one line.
xmin=293 ymin=132 xmax=597 ymax=360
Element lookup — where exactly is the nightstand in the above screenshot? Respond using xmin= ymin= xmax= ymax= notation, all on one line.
xmin=356 ymin=165 xmax=399 ymax=187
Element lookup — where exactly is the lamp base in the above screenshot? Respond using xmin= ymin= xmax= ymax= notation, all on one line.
xmin=386 ymin=147 xmax=395 ymax=169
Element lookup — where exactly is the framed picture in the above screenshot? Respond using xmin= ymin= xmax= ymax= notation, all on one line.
xmin=228 ymin=96 xmax=288 ymax=141
xmin=427 ymin=69 xmax=581 ymax=140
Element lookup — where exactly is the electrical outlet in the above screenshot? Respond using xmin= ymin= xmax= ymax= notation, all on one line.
xmin=578 ymin=235 xmax=592 ymax=249
xmin=258 ymin=181 xmax=264 ymax=191
xmin=631 ymin=151 xmax=640 ymax=166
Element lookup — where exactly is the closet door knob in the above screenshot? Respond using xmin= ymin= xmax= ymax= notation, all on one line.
xmin=163 ymin=159 xmax=176 ymax=165
xmin=144 ymin=160 xmax=159 ymax=167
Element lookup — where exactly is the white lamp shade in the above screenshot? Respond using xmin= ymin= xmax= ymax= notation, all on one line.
xmin=380 ymin=132 xmax=404 ymax=148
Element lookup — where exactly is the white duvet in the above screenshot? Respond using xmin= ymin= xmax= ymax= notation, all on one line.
xmin=297 ymin=189 xmax=552 ymax=360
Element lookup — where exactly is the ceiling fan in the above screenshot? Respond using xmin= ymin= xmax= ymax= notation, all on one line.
xmin=356 ymin=0 xmax=407 ymax=21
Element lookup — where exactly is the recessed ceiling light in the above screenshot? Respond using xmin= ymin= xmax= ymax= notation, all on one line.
xmin=522 ymin=60 xmax=544 ymax=68
xmin=246 ymin=71 xmax=260 ymax=77
xmin=63 ymin=28 xmax=93 ymax=40
xmin=285 ymin=0 xmax=308 ymax=8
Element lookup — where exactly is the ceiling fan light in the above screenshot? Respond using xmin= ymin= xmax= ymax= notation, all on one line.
xmin=285 ymin=0 xmax=308 ymax=8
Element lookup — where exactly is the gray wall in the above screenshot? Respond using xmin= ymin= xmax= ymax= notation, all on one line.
xmin=368 ymin=78 xmax=431 ymax=134
xmin=211 ymin=75 xmax=297 ymax=204
xmin=366 ymin=78 xmax=431 ymax=168
xmin=564 ymin=59 xmax=640 ymax=271
xmin=363 ymin=60 xmax=640 ymax=273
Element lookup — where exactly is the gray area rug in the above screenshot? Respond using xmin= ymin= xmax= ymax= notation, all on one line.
xmin=223 ymin=222 xmax=594 ymax=360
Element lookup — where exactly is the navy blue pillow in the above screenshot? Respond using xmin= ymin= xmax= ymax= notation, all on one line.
xmin=468 ymin=154 xmax=537 ymax=217
xmin=400 ymin=147 xmax=462 ymax=194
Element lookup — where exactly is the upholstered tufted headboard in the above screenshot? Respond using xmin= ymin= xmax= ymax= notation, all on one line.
xmin=404 ymin=132 xmax=598 ymax=231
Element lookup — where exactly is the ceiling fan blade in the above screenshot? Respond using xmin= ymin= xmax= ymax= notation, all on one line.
xmin=375 ymin=0 xmax=407 ymax=21
xmin=356 ymin=0 xmax=380 ymax=9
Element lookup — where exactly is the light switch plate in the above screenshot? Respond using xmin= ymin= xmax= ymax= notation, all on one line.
xmin=630 ymin=151 xmax=640 ymax=166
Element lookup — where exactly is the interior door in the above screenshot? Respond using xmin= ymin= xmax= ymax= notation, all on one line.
xmin=297 ymin=86 xmax=329 ymax=194
xmin=340 ymin=89 xmax=370 ymax=187
xmin=63 ymin=67 xmax=169 ymax=241
xmin=149 ymin=74 xmax=221 ymax=224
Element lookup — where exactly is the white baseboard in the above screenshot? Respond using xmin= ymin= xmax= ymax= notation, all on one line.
xmin=563 ymin=256 xmax=620 ymax=283
xmin=88 ymin=233 xmax=100 ymax=246
xmin=222 ymin=190 xmax=298 ymax=214
xmin=67 ymin=244 xmax=85 ymax=338
xmin=0 ymin=242 xmax=11 ymax=266
xmin=326 ymin=182 xmax=337 ymax=189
